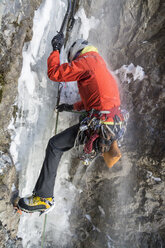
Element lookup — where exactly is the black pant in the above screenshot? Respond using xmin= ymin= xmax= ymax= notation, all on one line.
xmin=33 ymin=124 xmax=79 ymax=198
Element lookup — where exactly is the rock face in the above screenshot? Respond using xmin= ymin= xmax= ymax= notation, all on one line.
xmin=0 ymin=152 xmax=21 ymax=248
xmin=0 ymin=0 xmax=42 ymax=245
xmin=83 ymin=0 xmax=165 ymax=160
xmin=66 ymin=0 xmax=165 ymax=247
xmin=0 ymin=0 xmax=165 ymax=247
xmin=0 ymin=0 xmax=42 ymax=151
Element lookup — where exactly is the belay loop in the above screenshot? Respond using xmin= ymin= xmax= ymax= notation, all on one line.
xmin=74 ymin=108 xmax=129 ymax=165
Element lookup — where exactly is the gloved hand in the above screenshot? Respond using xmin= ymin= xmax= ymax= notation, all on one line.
xmin=56 ymin=103 xmax=73 ymax=112
xmin=51 ymin=32 xmax=64 ymax=52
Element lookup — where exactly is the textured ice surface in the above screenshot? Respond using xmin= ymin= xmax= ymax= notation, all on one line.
xmin=75 ymin=8 xmax=100 ymax=40
xmin=8 ymin=0 xmax=100 ymax=247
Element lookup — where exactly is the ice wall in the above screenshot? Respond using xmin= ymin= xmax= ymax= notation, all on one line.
xmin=8 ymin=0 xmax=69 ymax=246
xmin=5 ymin=0 xmax=164 ymax=247
xmin=8 ymin=0 xmax=147 ymax=245
xmin=8 ymin=0 xmax=100 ymax=247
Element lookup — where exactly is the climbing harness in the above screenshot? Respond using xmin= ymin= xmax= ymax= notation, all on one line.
xmin=74 ymin=108 xmax=129 ymax=166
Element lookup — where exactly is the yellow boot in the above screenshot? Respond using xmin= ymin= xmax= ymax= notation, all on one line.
xmin=18 ymin=195 xmax=54 ymax=214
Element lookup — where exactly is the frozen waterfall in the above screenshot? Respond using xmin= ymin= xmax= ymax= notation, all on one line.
xmin=0 ymin=0 xmax=162 ymax=247
xmin=9 ymin=0 xmax=100 ymax=246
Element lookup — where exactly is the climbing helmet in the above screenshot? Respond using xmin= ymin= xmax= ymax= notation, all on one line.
xmin=68 ymin=39 xmax=89 ymax=62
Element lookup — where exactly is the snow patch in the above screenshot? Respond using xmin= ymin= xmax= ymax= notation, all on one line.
xmin=147 ymin=171 xmax=161 ymax=182
xmin=75 ymin=8 xmax=100 ymax=39
xmin=98 ymin=205 xmax=105 ymax=216
xmin=115 ymin=63 xmax=146 ymax=83
xmin=0 ymin=151 xmax=12 ymax=174
xmin=11 ymin=183 xmax=16 ymax=192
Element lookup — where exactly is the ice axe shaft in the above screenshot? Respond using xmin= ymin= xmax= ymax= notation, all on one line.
xmin=60 ymin=0 xmax=72 ymax=33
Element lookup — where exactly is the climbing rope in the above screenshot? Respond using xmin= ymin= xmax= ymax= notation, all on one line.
xmin=41 ymin=214 xmax=47 ymax=248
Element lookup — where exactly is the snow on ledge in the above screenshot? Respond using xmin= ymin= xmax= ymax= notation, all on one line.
xmin=75 ymin=8 xmax=100 ymax=40
xmin=115 ymin=63 xmax=147 ymax=84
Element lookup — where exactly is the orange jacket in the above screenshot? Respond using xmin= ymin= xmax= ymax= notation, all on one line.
xmin=47 ymin=50 xmax=121 ymax=121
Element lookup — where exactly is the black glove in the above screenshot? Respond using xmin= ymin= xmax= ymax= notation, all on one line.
xmin=51 ymin=32 xmax=64 ymax=52
xmin=56 ymin=104 xmax=73 ymax=112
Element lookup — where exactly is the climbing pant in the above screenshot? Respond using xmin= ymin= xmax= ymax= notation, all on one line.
xmin=33 ymin=124 xmax=79 ymax=198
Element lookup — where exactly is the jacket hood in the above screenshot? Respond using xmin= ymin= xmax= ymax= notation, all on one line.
xmin=80 ymin=45 xmax=98 ymax=55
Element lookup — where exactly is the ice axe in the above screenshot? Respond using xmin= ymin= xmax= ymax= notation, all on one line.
xmin=53 ymin=0 xmax=72 ymax=134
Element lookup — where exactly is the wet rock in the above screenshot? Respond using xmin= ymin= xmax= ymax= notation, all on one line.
xmin=0 ymin=0 xmax=42 ymax=152
xmin=68 ymin=0 xmax=165 ymax=247
xmin=0 ymin=151 xmax=19 ymax=240
xmin=0 ymin=0 xmax=42 ymax=245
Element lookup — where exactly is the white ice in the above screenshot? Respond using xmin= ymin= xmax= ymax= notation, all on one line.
xmin=8 ymin=0 xmax=100 ymax=247
xmin=147 ymin=170 xmax=161 ymax=182
xmin=75 ymin=8 xmax=100 ymax=40
xmin=115 ymin=63 xmax=146 ymax=83
xmin=0 ymin=151 xmax=12 ymax=174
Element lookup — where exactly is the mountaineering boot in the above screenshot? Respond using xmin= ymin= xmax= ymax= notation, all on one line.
xmin=18 ymin=195 xmax=54 ymax=214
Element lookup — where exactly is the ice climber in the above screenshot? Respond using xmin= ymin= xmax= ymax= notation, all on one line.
xmin=18 ymin=32 xmax=127 ymax=213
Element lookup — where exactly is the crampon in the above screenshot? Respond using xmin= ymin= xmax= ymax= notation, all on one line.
xmin=11 ymin=192 xmax=55 ymax=216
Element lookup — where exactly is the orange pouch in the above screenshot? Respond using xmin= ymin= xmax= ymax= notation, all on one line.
xmin=103 ymin=140 xmax=121 ymax=168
